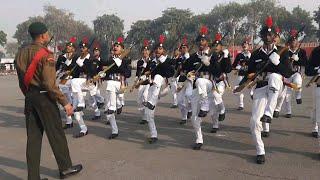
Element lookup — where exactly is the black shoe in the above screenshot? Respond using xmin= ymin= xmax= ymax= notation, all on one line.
xmin=117 ymin=106 xmax=123 ymax=114
xmin=192 ymin=143 xmax=203 ymax=150
xmin=91 ymin=115 xmax=101 ymax=120
xmin=260 ymin=115 xmax=272 ymax=123
xmin=296 ymin=99 xmax=302 ymax=104
xmin=148 ymin=137 xmax=158 ymax=144
xmin=261 ymin=131 xmax=270 ymax=138
xmin=143 ymin=102 xmax=155 ymax=110
xmin=74 ymin=131 xmax=88 ymax=138
xmin=106 ymin=121 xmax=110 ymax=125
xmin=285 ymin=114 xmax=292 ymax=118
xmin=179 ymin=120 xmax=187 ymax=125
xmin=63 ymin=123 xmax=73 ymax=129
xmin=170 ymin=104 xmax=178 ymax=108
xmin=41 ymin=178 xmax=48 ymax=180
xmin=198 ymin=110 xmax=208 ymax=117
xmin=218 ymin=113 xmax=225 ymax=121
xmin=210 ymin=128 xmax=219 ymax=133
xmin=256 ymin=155 xmax=265 ymax=164
xmin=187 ymin=112 xmax=192 ymax=119
xmin=251 ymin=95 xmax=253 ymax=100
xmin=139 ymin=120 xmax=148 ymax=124
xmin=273 ymin=111 xmax=279 ymax=118
xmin=109 ymin=133 xmax=118 ymax=139
xmin=104 ymin=109 xmax=115 ymax=114
xmin=60 ymin=164 xmax=83 ymax=179
xmin=237 ymin=107 xmax=244 ymax=111
xmin=97 ymin=102 xmax=105 ymax=109
xmin=74 ymin=107 xmax=84 ymax=112
xmin=312 ymin=132 xmax=318 ymax=138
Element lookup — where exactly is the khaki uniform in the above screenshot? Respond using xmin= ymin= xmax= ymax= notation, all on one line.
xmin=15 ymin=42 xmax=72 ymax=180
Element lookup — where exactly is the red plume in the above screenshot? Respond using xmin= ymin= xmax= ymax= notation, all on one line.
xmin=93 ymin=41 xmax=100 ymax=49
xmin=69 ymin=37 xmax=76 ymax=43
xmin=290 ymin=29 xmax=298 ymax=37
xmin=215 ymin=33 xmax=222 ymax=41
xmin=57 ymin=45 xmax=64 ymax=51
xmin=265 ymin=16 xmax=273 ymax=28
xmin=143 ymin=39 xmax=149 ymax=47
xmin=275 ymin=27 xmax=281 ymax=34
xmin=159 ymin=34 xmax=165 ymax=44
xmin=200 ymin=26 xmax=208 ymax=35
xmin=182 ymin=35 xmax=188 ymax=45
xmin=117 ymin=37 xmax=124 ymax=43
xmin=82 ymin=37 xmax=89 ymax=44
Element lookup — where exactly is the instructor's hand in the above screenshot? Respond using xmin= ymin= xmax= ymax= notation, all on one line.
xmin=64 ymin=103 xmax=74 ymax=116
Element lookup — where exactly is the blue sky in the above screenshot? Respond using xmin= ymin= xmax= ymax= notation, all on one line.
xmin=0 ymin=0 xmax=318 ymax=42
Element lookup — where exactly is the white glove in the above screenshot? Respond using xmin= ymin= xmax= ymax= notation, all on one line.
xmin=99 ymin=72 xmax=106 ymax=78
xmin=223 ymin=49 xmax=229 ymax=58
xmin=142 ymin=62 xmax=147 ymax=68
xmin=184 ymin=53 xmax=190 ymax=59
xmin=113 ymin=57 xmax=122 ymax=67
xmin=200 ymin=55 xmax=210 ymax=66
xmin=140 ymin=75 xmax=147 ymax=81
xmin=292 ymin=54 xmax=299 ymax=61
xmin=269 ymin=52 xmax=280 ymax=66
xmin=235 ymin=65 xmax=241 ymax=70
xmin=317 ymin=68 xmax=320 ymax=74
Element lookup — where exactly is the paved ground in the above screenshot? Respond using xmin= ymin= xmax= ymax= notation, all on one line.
xmin=1 ymin=74 xmax=320 ymax=180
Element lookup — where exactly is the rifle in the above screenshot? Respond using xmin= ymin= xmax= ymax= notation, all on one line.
xmin=233 ymin=46 xmax=288 ymax=93
xmin=306 ymin=75 xmax=320 ymax=87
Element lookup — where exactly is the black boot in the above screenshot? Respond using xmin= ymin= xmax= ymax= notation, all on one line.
xmin=256 ymin=155 xmax=265 ymax=164
xmin=312 ymin=132 xmax=318 ymax=138
xmin=117 ymin=106 xmax=123 ymax=114
xmin=261 ymin=131 xmax=270 ymax=138
xmin=296 ymin=99 xmax=302 ymax=104
xmin=59 ymin=164 xmax=83 ymax=179
xmin=109 ymin=133 xmax=119 ymax=139
xmin=237 ymin=107 xmax=244 ymax=111
xmin=273 ymin=111 xmax=279 ymax=118
xmin=198 ymin=110 xmax=208 ymax=117
xmin=210 ymin=128 xmax=219 ymax=133
xmin=148 ymin=137 xmax=158 ymax=144
xmin=192 ymin=143 xmax=203 ymax=150
xmin=285 ymin=114 xmax=292 ymax=118
xmin=260 ymin=115 xmax=272 ymax=123
xmin=74 ymin=131 xmax=88 ymax=138
xmin=218 ymin=113 xmax=225 ymax=121
xmin=179 ymin=120 xmax=187 ymax=125
xmin=139 ymin=120 xmax=148 ymax=124
xmin=62 ymin=123 xmax=73 ymax=129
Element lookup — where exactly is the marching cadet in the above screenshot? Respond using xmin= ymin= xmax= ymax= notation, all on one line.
xmin=134 ymin=40 xmax=152 ymax=125
xmin=176 ymin=37 xmax=192 ymax=125
xmin=15 ymin=22 xmax=82 ymax=179
xmin=56 ymin=37 xmax=78 ymax=129
xmin=305 ymin=45 xmax=320 ymax=138
xmin=209 ymin=32 xmax=232 ymax=133
xmin=232 ymin=38 xmax=251 ymax=111
xmin=273 ymin=29 xmax=307 ymax=118
xmin=169 ymin=48 xmax=180 ymax=108
xmin=87 ymin=43 xmax=105 ymax=120
xmin=185 ymin=26 xmax=215 ymax=150
xmin=101 ymin=37 xmax=131 ymax=139
xmin=70 ymin=37 xmax=91 ymax=138
xmin=143 ymin=35 xmax=174 ymax=144
xmin=245 ymin=16 xmax=293 ymax=164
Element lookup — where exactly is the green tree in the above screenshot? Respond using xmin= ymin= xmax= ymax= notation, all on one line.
xmin=0 ymin=30 xmax=7 ymax=47
xmin=5 ymin=42 xmax=19 ymax=57
xmin=314 ymin=6 xmax=320 ymax=39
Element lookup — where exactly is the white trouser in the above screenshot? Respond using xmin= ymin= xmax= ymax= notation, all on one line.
xmin=88 ymin=84 xmax=104 ymax=117
xmin=71 ymin=78 xmax=87 ymax=108
xmin=275 ymin=72 xmax=303 ymax=114
xmin=311 ymin=86 xmax=320 ymax=133
xmin=177 ymin=81 xmax=192 ymax=121
xmin=146 ymin=74 xmax=165 ymax=138
xmin=250 ymin=86 xmax=268 ymax=155
xmin=233 ymin=76 xmax=245 ymax=108
xmin=264 ymin=73 xmax=283 ymax=118
xmin=212 ymin=81 xmax=226 ymax=114
xmin=137 ymin=84 xmax=150 ymax=121
xmin=58 ymin=80 xmax=73 ymax=124
xmin=117 ymin=93 xmax=125 ymax=109
xmin=170 ymin=77 xmax=178 ymax=105
xmin=192 ymin=78 xmax=213 ymax=144
xmin=71 ymin=90 xmax=87 ymax=133
xmin=105 ymin=80 xmax=121 ymax=134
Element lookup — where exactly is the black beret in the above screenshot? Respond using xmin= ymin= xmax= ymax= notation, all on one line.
xmin=28 ymin=22 xmax=48 ymax=36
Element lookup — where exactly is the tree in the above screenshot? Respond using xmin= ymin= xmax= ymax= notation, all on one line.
xmin=314 ymin=6 xmax=320 ymax=40
xmin=5 ymin=42 xmax=19 ymax=57
xmin=93 ymin=14 xmax=124 ymax=57
xmin=0 ymin=30 xmax=7 ymax=47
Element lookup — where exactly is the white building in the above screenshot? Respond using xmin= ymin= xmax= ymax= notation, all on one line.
xmin=0 ymin=58 xmax=15 ymax=71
